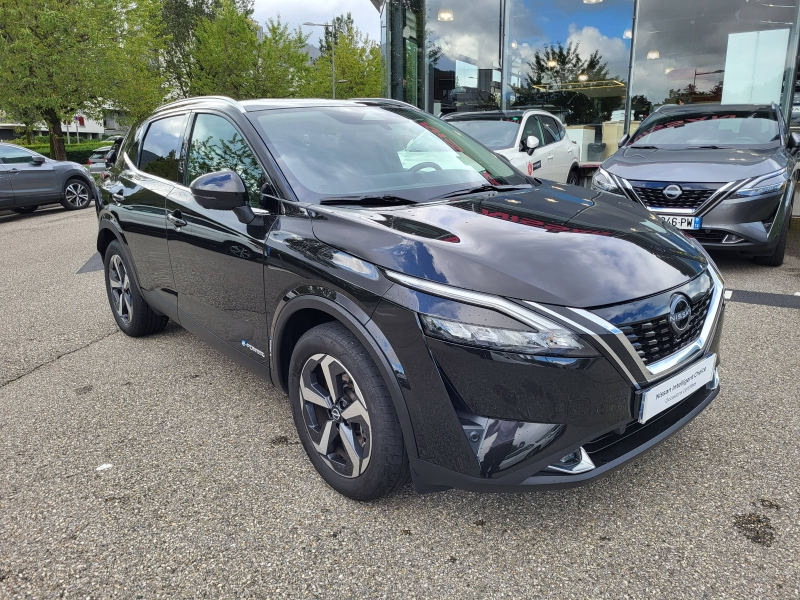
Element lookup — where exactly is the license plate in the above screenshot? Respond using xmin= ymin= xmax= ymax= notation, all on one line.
xmin=662 ymin=215 xmax=702 ymax=230
xmin=639 ymin=355 xmax=717 ymax=424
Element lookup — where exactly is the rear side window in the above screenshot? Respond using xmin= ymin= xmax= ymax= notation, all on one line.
xmin=538 ymin=116 xmax=561 ymax=145
xmin=139 ymin=115 xmax=187 ymax=182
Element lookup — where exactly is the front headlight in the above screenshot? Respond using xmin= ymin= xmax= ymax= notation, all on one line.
xmin=732 ymin=169 xmax=789 ymax=198
xmin=591 ymin=167 xmax=622 ymax=195
xmin=420 ymin=314 xmax=595 ymax=357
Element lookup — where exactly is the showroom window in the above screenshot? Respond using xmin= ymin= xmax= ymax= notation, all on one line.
xmin=139 ymin=115 xmax=188 ymax=183
xmin=629 ymin=0 xmax=800 ymax=127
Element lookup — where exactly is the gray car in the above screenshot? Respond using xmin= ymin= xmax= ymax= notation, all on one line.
xmin=0 ymin=142 xmax=96 ymax=214
xmin=593 ymin=104 xmax=798 ymax=266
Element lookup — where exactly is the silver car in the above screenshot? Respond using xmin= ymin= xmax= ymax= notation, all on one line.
xmin=0 ymin=142 xmax=96 ymax=214
xmin=87 ymin=145 xmax=113 ymax=174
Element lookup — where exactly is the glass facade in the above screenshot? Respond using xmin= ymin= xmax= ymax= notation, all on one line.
xmin=381 ymin=0 xmax=800 ymax=163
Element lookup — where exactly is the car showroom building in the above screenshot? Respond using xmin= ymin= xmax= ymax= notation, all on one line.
xmin=374 ymin=0 xmax=800 ymax=168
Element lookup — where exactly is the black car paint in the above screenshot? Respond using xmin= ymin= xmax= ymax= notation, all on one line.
xmin=96 ymin=98 xmax=722 ymax=494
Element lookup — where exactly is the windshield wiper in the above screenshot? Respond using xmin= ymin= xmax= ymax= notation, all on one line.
xmin=630 ymin=145 xmax=659 ymax=149
xmin=319 ymin=194 xmax=416 ymax=206
xmin=433 ymin=183 xmax=532 ymax=200
xmin=685 ymin=145 xmax=726 ymax=149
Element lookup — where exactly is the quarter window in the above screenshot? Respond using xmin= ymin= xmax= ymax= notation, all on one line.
xmin=139 ymin=115 xmax=187 ymax=182
xmin=186 ymin=113 xmax=265 ymax=208
xmin=121 ymin=124 xmax=144 ymax=166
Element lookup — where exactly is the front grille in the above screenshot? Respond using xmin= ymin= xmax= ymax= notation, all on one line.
xmin=618 ymin=291 xmax=713 ymax=365
xmin=632 ymin=186 xmax=716 ymax=210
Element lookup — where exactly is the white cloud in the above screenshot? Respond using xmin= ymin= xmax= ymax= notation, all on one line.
xmin=252 ymin=0 xmax=382 ymax=44
xmin=566 ymin=25 xmax=629 ymax=69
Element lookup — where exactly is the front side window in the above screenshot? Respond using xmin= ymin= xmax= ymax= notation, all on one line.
xmin=631 ymin=108 xmax=780 ymax=147
xmin=520 ymin=117 xmax=544 ymax=147
xmin=121 ymin=124 xmax=144 ymax=166
xmin=187 ymin=113 xmax=265 ymax=207
xmin=252 ymin=105 xmax=528 ymax=203
xmin=139 ymin=115 xmax=187 ymax=182
xmin=448 ymin=118 xmax=521 ymax=150
xmin=0 ymin=146 xmax=38 ymax=164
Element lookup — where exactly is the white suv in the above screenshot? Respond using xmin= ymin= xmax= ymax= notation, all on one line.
xmin=443 ymin=109 xmax=580 ymax=185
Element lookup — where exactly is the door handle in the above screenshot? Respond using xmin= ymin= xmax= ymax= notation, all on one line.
xmin=547 ymin=154 xmax=554 ymax=161
xmin=111 ymin=193 xmax=124 ymax=206
xmin=9 ymin=168 xmax=19 ymax=174
xmin=167 ymin=211 xmax=187 ymax=228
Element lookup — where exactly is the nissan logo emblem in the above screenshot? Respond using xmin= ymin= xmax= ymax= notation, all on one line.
xmin=331 ymin=407 xmax=342 ymax=422
xmin=663 ymin=185 xmax=683 ymax=200
xmin=668 ymin=294 xmax=692 ymax=336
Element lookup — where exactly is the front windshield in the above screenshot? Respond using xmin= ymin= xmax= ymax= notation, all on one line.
xmin=448 ymin=119 xmax=520 ymax=150
xmin=251 ymin=105 xmax=528 ymax=203
xmin=631 ymin=108 xmax=780 ymax=147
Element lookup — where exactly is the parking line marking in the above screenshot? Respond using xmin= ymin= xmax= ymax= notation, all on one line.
xmin=727 ymin=290 xmax=800 ymax=310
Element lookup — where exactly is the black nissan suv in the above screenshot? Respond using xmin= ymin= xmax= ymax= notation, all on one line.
xmin=594 ymin=104 xmax=797 ymax=266
xmin=96 ymin=96 xmax=725 ymax=500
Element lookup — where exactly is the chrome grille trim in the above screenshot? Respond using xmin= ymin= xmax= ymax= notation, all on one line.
xmin=616 ymin=177 xmax=750 ymax=216
xmin=568 ymin=266 xmax=725 ymax=382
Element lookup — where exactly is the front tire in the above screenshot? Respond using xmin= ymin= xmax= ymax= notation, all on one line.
xmin=288 ymin=322 xmax=409 ymax=501
xmin=61 ymin=178 xmax=92 ymax=210
xmin=754 ymin=215 xmax=789 ymax=267
xmin=103 ymin=241 xmax=169 ymax=336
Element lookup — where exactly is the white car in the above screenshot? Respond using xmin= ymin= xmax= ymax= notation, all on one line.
xmin=443 ymin=110 xmax=580 ymax=185
xmin=87 ymin=145 xmax=113 ymax=174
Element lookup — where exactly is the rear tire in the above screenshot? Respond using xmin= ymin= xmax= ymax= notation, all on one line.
xmin=103 ymin=240 xmax=169 ymax=336
xmin=11 ymin=205 xmax=38 ymax=214
xmin=288 ymin=322 xmax=410 ymax=501
xmin=566 ymin=168 xmax=580 ymax=186
xmin=60 ymin=178 xmax=92 ymax=210
xmin=754 ymin=218 xmax=789 ymax=267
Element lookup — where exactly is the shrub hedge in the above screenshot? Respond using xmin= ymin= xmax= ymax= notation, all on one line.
xmin=20 ymin=141 xmax=111 ymax=165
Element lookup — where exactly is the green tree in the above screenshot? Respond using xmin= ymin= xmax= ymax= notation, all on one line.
xmin=254 ymin=17 xmax=311 ymax=98
xmin=161 ymin=0 xmax=220 ymax=98
xmin=0 ymin=0 xmax=165 ymax=160
xmin=190 ymin=0 xmax=259 ymax=99
xmin=524 ymin=41 xmax=611 ymax=87
xmin=307 ymin=13 xmax=381 ymax=99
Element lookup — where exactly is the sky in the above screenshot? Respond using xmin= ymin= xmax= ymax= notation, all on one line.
xmin=252 ymin=0 xmax=382 ymax=45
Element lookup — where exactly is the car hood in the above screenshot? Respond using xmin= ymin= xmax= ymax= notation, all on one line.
xmin=603 ymin=145 xmax=786 ymax=182
xmin=310 ymin=182 xmax=708 ymax=308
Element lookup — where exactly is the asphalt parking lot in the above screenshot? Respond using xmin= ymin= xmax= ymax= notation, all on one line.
xmin=1 ymin=205 xmax=799 ymax=599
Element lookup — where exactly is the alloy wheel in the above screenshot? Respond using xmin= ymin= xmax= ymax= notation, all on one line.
xmin=298 ymin=353 xmax=372 ymax=478
xmin=65 ymin=182 xmax=90 ymax=208
xmin=108 ymin=254 xmax=133 ymax=323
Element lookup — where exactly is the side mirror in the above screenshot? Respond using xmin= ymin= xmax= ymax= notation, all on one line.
xmin=190 ymin=169 xmax=248 ymax=210
xmin=788 ymin=132 xmax=800 ymax=154
xmin=618 ymin=133 xmax=630 ymax=147
xmin=31 ymin=155 xmax=45 ymax=165
xmin=190 ymin=169 xmax=255 ymax=224
xmin=525 ymin=135 xmax=540 ymax=155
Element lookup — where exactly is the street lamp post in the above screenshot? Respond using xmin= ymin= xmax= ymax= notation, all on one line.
xmin=304 ymin=21 xmax=337 ymax=99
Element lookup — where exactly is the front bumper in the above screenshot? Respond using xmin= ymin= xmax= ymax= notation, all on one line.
xmin=409 ymin=382 xmax=719 ymax=493
xmin=373 ymin=268 xmax=726 ymax=494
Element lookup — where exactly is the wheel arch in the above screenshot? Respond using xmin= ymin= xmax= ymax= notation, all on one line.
xmin=63 ymin=170 xmax=95 ymax=196
xmin=271 ymin=290 xmax=418 ymax=459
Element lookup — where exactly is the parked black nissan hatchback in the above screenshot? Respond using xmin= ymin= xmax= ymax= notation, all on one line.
xmin=594 ymin=104 xmax=797 ymax=266
xmin=97 ymin=96 xmax=725 ymax=500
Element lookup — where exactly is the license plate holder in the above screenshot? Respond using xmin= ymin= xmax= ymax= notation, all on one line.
xmin=639 ymin=355 xmax=717 ymax=424
xmin=663 ymin=215 xmax=702 ymax=230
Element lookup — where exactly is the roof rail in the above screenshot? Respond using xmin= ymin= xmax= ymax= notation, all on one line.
xmin=154 ymin=95 xmax=247 ymax=114
xmin=350 ymin=97 xmax=419 ymax=110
